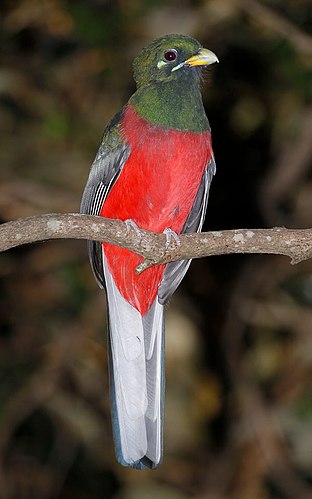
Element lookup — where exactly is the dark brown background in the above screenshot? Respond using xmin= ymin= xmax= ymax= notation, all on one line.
xmin=0 ymin=1 xmax=312 ymax=498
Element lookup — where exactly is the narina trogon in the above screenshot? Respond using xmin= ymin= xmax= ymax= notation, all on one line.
xmin=81 ymin=34 xmax=218 ymax=469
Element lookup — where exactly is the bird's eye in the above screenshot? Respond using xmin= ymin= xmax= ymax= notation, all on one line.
xmin=164 ymin=49 xmax=178 ymax=62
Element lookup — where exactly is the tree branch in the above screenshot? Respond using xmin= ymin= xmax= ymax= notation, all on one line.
xmin=0 ymin=213 xmax=311 ymax=273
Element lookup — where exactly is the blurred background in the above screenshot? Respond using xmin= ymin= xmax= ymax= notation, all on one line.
xmin=0 ymin=1 xmax=312 ymax=498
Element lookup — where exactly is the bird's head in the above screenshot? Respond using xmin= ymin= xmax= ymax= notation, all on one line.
xmin=133 ymin=34 xmax=218 ymax=88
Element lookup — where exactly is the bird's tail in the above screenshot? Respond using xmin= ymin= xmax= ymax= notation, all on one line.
xmin=103 ymin=254 xmax=164 ymax=469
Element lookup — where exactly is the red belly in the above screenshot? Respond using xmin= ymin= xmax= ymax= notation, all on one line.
xmin=101 ymin=105 xmax=212 ymax=315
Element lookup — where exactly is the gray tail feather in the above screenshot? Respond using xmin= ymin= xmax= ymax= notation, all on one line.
xmin=108 ymin=319 xmax=165 ymax=469
xmin=103 ymin=253 xmax=164 ymax=469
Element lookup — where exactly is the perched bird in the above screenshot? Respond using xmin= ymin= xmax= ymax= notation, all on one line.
xmin=81 ymin=34 xmax=218 ymax=469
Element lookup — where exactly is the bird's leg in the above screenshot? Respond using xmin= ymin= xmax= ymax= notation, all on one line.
xmin=163 ymin=228 xmax=181 ymax=249
xmin=125 ymin=219 xmax=142 ymax=241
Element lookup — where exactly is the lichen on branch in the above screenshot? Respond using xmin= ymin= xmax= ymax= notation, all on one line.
xmin=0 ymin=213 xmax=311 ymax=272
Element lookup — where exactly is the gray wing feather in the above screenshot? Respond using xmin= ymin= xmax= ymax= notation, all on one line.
xmin=158 ymin=155 xmax=216 ymax=304
xmin=80 ymin=110 xmax=130 ymax=288
xmin=82 ymin=112 xmax=163 ymax=468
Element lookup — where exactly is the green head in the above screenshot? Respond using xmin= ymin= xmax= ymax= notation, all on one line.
xmin=133 ymin=34 xmax=218 ymax=88
xmin=129 ymin=34 xmax=218 ymax=131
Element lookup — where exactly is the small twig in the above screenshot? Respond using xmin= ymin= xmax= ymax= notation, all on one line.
xmin=0 ymin=213 xmax=311 ymax=272
xmin=236 ymin=0 xmax=312 ymax=56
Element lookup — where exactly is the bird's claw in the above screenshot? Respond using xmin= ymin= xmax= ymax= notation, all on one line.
xmin=125 ymin=219 xmax=142 ymax=241
xmin=163 ymin=228 xmax=181 ymax=249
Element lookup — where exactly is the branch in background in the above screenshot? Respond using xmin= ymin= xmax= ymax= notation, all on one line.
xmin=0 ymin=213 xmax=311 ymax=273
xmin=237 ymin=0 xmax=312 ymax=56
xmin=260 ymin=105 xmax=312 ymax=226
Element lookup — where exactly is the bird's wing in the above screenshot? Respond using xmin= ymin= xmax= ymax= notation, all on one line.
xmin=158 ymin=155 xmax=216 ymax=304
xmin=81 ymin=109 xmax=164 ymax=469
xmin=80 ymin=109 xmax=130 ymax=288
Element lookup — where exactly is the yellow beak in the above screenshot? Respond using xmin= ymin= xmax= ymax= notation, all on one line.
xmin=185 ymin=47 xmax=219 ymax=67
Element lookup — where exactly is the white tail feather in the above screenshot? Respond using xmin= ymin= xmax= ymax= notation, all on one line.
xmin=103 ymin=252 xmax=164 ymax=467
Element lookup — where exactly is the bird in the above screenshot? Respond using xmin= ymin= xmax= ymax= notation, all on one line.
xmin=81 ymin=33 xmax=218 ymax=469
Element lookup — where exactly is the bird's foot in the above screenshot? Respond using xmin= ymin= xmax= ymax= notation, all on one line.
xmin=125 ymin=219 xmax=142 ymax=241
xmin=163 ymin=228 xmax=181 ymax=249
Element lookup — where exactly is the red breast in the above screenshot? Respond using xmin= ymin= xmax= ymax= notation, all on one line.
xmin=101 ymin=104 xmax=212 ymax=315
